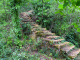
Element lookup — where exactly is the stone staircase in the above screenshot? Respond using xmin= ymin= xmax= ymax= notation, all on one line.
xmin=20 ymin=11 xmax=80 ymax=60
xmin=28 ymin=22 xmax=80 ymax=60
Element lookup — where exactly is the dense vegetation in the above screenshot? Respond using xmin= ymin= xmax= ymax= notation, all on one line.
xmin=0 ymin=0 xmax=80 ymax=60
xmin=30 ymin=0 xmax=80 ymax=47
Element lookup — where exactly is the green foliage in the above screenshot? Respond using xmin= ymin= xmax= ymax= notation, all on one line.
xmin=1 ymin=0 xmax=80 ymax=59
xmin=58 ymin=4 xmax=63 ymax=9
xmin=0 ymin=21 xmax=28 ymax=59
xmin=76 ymin=0 xmax=80 ymax=6
xmin=65 ymin=31 xmax=79 ymax=47
xmin=21 ymin=22 xmax=31 ymax=35
xmin=63 ymin=1 xmax=68 ymax=8
xmin=29 ymin=0 xmax=80 ymax=49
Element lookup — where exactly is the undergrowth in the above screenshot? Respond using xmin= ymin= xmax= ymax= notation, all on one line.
xmin=0 ymin=21 xmax=67 ymax=60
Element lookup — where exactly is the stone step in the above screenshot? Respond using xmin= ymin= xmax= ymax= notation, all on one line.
xmin=41 ymin=28 xmax=47 ymax=31
xmin=43 ymin=33 xmax=55 ymax=36
xmin=31 ymin=24 xmax=39 ymax=26
xmin=61 ymin=45 xmax=75 ymax=53
xmin=54 ymin=42 xmax=70 ymax=49
xmin=68 ymin=49 xmax=80 ymax=59
xmin=46 ymin=36 xmax=60 ymax=39
xmin=35 ymin=31 xmax=54 ymax=37
xmin=43 ymin=31 xmax=55 ymax=35
xmin=29 ymin=22 xmax=36 ymax=25
xmin=31 ymin=28 xmax=40 ymax=32
xmin=31 ymin=29 xmax=55 ymax=36
xmin=31 ymin=25 xmax=40 ymax=28
xmin=43 ymin=30 xmax=50 ymax=33
xmin=22 ymin=20 xmax=32 ymax=22
xmin=31 ymin=27 xmax=42 ymax=32
xmin=36 ymin=31 xmax=45 ymax=37
xmin=42 ymin=38 xmax=64 ymax=43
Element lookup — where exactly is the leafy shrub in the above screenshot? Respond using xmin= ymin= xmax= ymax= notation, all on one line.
xmin=21 ymin=22 xmax=31 ymax=35
xmin=65 ymin=28 xmax=80 ymax=47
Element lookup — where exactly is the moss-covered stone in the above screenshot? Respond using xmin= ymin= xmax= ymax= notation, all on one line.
xmin=35 ymin=31 xmax=45 ymax=37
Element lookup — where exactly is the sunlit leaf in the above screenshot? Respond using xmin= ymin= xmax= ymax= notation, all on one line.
xmin=71 ymin=22 xmax=76 ymax=25
xmin=77 ymin=28 xmax=80 ymax=32
xmin=58 ymin=4 xmax=63 ymax=9
xmin=74 ymin=24 xmax=78 ymax=28
xmin=55 ymin=9 xmax=63 ymax=14
xmin=72 ymin=23 xmax=78 ymax=28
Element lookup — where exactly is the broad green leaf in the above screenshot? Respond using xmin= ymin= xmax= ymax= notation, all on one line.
xmin=44 ymin=20 xmax=47 ymax=23
xmin=58 ymin=0 xmax=64 ymax=2
xmin=71 ymin=22 xmax=76 ymax=25
xmin=58 ymin=4 xmax=63 ymax=9
xmin=55 ymin=10 xmax=60 ymax=14
xmin=72 ymin=23 xmax=78 ymax=28
xmin=74 ymin=24 xmax=78 ymax=28
xmin=55 ymin=9 xmax=63 ymax=14
xmin=36 ymin=20 xmax=40 ymax=22
xmin=46 ymin=0 xmax=50 ymax=2
xmin=77 ymin=28 xmax=80 ymax=32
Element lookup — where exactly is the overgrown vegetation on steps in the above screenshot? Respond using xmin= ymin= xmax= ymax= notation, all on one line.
xmin=30 ymin=22 xmax=80 ymax=60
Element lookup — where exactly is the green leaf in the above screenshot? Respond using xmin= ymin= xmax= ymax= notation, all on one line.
xmin=63 ymin=1 xmax=68 ymax=8
xmin=44 ymin=20 xmax=47 ymax=23
xmin=72 ymin=23 xmax=78 ymax=28
xmin=0 ymin=34 xmax=2 ymax=37
xmin=46 ymin=0 xmax=50 ymax=2
xmin=60 ymin=12 xmax=64 ymax=15
xmin=76 ymin=0 xmax=80 ymax=6
xmin=36 ymin=20 xmax=40 ymax=22
xmin=77 ymin=28 xmax=80 ymax=32
xmin=58 ymin=4 xmax=63 ymax=9
xmin=59 ymin=0 xmax=64 ymax=2
xmin=55 ymin=10 xmax=60 ymax=14
xmin=74 ymin=24 xmax=78 ymax=28
xmin=55 ymin=9 xmax=63 ymax=14
xmin=71 ymin=22 xmax=76 ymax=25
xmin=7 ymin=40 xmax=12 ymax=45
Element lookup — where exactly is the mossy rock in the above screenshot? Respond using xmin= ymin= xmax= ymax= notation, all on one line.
xmin=36 ymin=31 xmax=45 ymax=37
